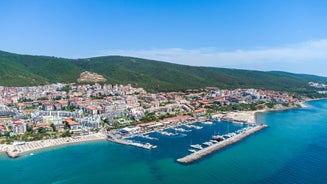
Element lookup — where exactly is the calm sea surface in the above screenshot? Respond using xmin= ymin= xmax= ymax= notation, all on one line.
xmin=1 ymin=100 xmax=327 ymax=184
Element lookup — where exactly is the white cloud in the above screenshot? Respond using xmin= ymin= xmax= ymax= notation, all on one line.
xmin=97 ymin=39 xmax=327 ymax=75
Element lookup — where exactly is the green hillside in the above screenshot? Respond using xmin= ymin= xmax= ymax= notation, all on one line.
xmin=0 ymin=50 xmax=326 ymax=95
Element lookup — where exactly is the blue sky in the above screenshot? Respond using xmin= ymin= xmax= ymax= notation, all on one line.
xmin=1 ymin=0 xmax=327 ymax=76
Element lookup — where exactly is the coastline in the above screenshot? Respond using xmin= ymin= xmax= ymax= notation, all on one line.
xmin=303 ymin=97 xmax=327 ymax=103
xmin=0 ymin=132 xmax=106 ymax=158
xmin=0 ymin=99 xmax=315 ymax=159
xmin=218 ymin=103 xmax=303 ymax=125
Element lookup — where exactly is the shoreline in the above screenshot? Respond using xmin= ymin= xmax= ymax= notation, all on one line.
xmin=215 ymin=100 xmax=309 ymax=126
xmin=1 ymin=132 xmax=106 ymax=158
xmin=0 ymin=99 xmax=318 ymax=159
xmin=303 ymin=97 xmax=327 ymax=103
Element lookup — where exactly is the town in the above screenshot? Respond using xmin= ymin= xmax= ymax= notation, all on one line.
xmin=0 ymin=82 xmax=300 ymax=145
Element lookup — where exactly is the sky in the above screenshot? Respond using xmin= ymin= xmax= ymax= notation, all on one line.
xmin=0 ymin=0 xmax=327 ymax=76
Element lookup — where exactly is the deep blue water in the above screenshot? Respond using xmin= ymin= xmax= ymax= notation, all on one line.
xmin=1 ymin=100 xmax=327 ymax=184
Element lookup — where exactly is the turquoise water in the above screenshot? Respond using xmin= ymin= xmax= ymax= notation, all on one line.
xmin=1 ymin=100 xmax=327 ymax=183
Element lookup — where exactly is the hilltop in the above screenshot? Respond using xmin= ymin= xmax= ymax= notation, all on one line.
xmin=0 ymin=50 xmax=326 ymax=96
xmin=77 ymin=71 xmax=107 ymax=83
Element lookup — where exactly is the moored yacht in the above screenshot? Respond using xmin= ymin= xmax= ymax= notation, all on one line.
xmin=190 ymin=144 xmax=203 ymax=150
xmin=212 ymin=135 xmax=224 ymax=141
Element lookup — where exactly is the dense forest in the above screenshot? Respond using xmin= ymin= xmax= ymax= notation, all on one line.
xmin=0 ymin=50 xmax=326 ymax=96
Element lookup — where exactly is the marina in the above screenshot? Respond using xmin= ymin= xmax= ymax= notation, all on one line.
xmin=106 ymin=117 xmax=258 ymax=155
xmin=176 ymin=124 xmax=268 ymax=164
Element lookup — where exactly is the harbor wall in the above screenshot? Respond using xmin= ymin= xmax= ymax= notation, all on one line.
xmin=176 ymin=124 xmax=268 ymax=164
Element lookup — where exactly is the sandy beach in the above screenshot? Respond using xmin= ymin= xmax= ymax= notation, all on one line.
xmin=0 ymin=132 xmax=106 ymax=157
xmin=220 ymin=101 xmax=307 ymax=125
xmin=223 ymin=111 xmax=258 ymax=124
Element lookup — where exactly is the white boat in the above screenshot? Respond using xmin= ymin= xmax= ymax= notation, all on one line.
xmin=174 ymin=128 xmax=191 ymax=132
xmin=188 ymin=149 xmax=197 ymax=153
xmin=144 ymin=143 xmax=157 ymax=149
xmin=210 ymin=140 xmax=218 ymax=144
xmin=223 ymin=132 xmax=237 ymax=139
xmin=203 ymin=141 xmax=213 ymax=146
xmin=138 ymin=134 xmax=158 ymax=140
xmin=184 ymin=125 xmax=192 ymax=128
xmin=202 ymin=121 xmax=213 ymax=125
xmin=192 ymin=125 xmax=203 ymax=130
xmin=190 ymin=144 xmax=203 ymax=150
xmin=160 ymin=131 xmax=177 ymax=136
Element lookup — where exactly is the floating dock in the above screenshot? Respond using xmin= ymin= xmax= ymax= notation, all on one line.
xmin=176 ymin=124 xmax=268 ymax=164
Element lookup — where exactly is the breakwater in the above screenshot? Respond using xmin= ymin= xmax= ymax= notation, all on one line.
xmin=176 ymin=124 xmax=268 ymax=164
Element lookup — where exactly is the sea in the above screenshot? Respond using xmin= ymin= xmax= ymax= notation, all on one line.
xmin=1 ymin=99 xmax=327 ymax=184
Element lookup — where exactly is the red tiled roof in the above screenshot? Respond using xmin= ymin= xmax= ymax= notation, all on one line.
xmin=137 ymin=122 xmax=157 ymax=127
xmin=194 ymin=108 xmax=206 ymax=113
xmin=64 ymin=118 xmax=79 ymax=126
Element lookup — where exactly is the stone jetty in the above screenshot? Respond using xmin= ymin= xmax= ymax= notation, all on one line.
xmin=176 ymin=124 xmax=268 ymax=164
xmin=6 ymin=149 xmax=20 ymax=158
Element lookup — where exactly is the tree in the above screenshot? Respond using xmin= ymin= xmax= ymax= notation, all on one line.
xmin=140 ymin=112 xmax=158 ymax=122
xmin=26 ymin=125 xmax=33 ymax=132
xmin=50 ymin=123 xmax=57 ymax=132
xmin=61 ymin=130 xmax=71 ymax=137
xmin=38 ymin=127 xmax=46 ymax=134
xmin=266 ymin=102 xmax=274 ymax=109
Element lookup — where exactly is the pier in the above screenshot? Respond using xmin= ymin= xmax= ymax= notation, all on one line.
xmin=108 ymin=138 xmax=157 ymax=150
xmin=176 ymin=124 xmax=268 ymax=164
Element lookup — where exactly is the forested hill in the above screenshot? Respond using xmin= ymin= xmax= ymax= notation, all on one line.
xmin=0 ymin=50 xmax=326 ymax=94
